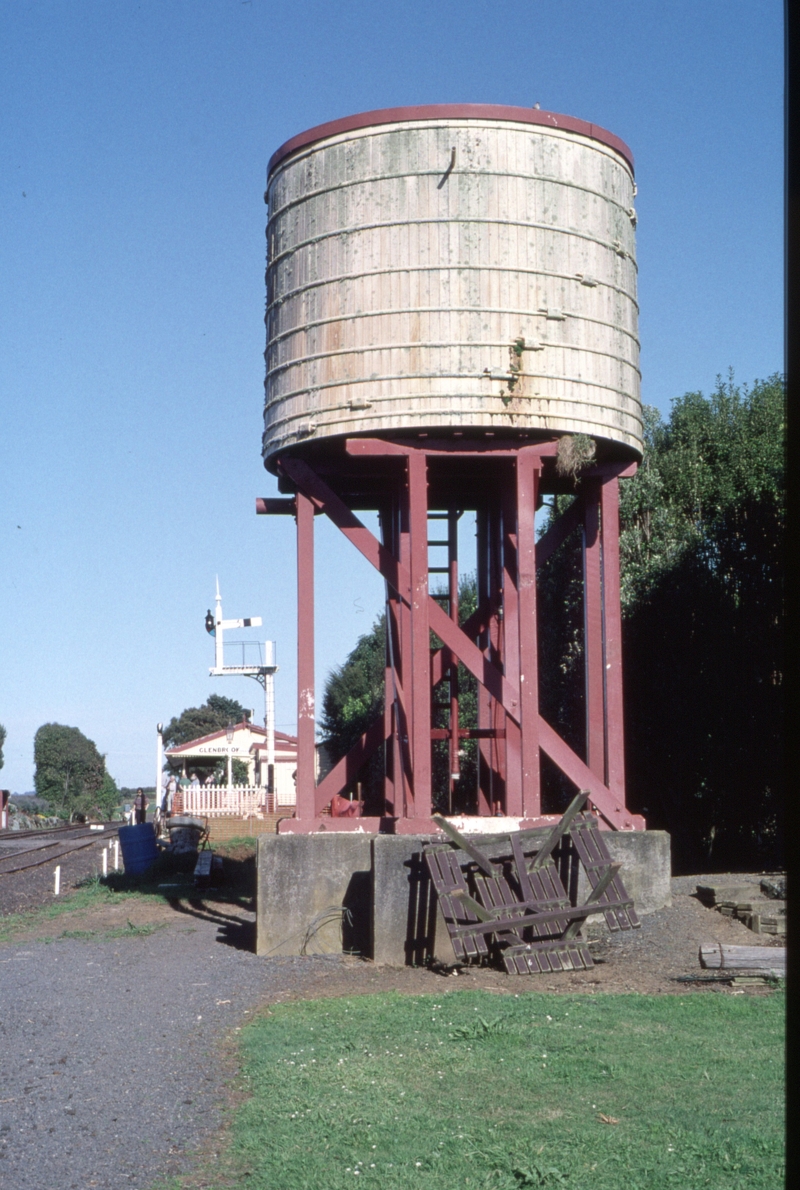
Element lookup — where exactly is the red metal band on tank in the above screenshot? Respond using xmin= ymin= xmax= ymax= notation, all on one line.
xmin=267 ymin=104 xmax=634 ymax=177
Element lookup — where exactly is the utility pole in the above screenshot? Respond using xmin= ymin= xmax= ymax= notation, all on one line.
xmin=205 ymin=579 xmax=278 ymax=793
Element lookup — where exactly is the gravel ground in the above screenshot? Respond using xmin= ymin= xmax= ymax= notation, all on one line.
xmin=0 ymin=908 xmax=344 ymax=1190
xmin=0 ymin=861 xmax=784 ymax=1190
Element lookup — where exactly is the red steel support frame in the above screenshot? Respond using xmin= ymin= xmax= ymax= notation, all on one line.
xmin=407 ymin=451 xmax=432 ymax=818
xmin=600 ymin=477 xmax=626 ymax=801
xmin=583 ymin=481 xmax=606 ymax=782
xmin=516 ymin=455 xmax=542 ymax=818
xmin=259 ymin=441 xmax=644 ymax=832
xmin=295 ymin=491 xmax=316 ymax=819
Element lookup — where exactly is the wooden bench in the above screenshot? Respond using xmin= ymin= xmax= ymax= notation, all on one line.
xmin=424 ymin=793 xmax=639 ymax=975
xmin=193 ymin=849 xmax=216 ymax=887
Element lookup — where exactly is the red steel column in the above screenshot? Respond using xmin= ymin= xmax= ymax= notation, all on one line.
xmin=407 ymin=452 xmax=432 ymax=816
xmin=489 ymin=499 xmax=506 ymax=813
xmin=516 ymin=456 xmax=541 ymax=818
xmin=502 ymin=471 xmax=523 ymax=817
xmin=475 ymin=505 xmax=493 ymax=816
xmin=379 ymin=505 xmax=396 ymax=816
xmin=583 ymin=483 xmax=606 ymax=782
xmin=397 ymin=488 xmax=413 ymax=816
xmin=600 ymin=476 xmax=626 ymax=801
xmin=295 ymin=490 xmax=316 ymax=819
xmin=447 ymin=508 xmax=460 ymax=802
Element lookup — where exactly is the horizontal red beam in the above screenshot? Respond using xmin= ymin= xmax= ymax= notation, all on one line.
xmin=430 ymin=728 xmax=506 ymax=740
xmin=256 ymin=497 xmax=297 ymax=515
xmin=584 ymin=461 xmax=638 ymax=479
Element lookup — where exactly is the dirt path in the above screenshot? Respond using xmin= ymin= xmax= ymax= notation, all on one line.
xmin=3 ymin=862 xmax=784 ymax=996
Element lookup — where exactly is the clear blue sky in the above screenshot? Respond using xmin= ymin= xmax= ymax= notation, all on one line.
xmin=0 ymin=1 xmax=784 ymax=794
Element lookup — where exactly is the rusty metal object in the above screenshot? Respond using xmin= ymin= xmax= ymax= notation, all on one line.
xmin=329 ymin=794 xmax=363 ymax=818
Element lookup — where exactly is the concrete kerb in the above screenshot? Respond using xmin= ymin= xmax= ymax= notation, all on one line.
xmin=256 ymin=829 xmax=671 ymax=964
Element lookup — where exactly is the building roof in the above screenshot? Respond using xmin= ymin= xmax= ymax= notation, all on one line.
xmin=165 ymin=721 xmax=298 ymax=759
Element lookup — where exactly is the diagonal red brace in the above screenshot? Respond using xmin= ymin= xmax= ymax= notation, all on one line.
xmin=279 ymin=454 xmax=521 ymax=720
xmin=537 ymin=717 xmax=638 ymax=828
xmin=313 ymin=716 xmax=389 ymax=815
xmin=279 ymin=456 xmax=410 ymax=600
xmin=430 ymin=599 xmax=496 ymax=686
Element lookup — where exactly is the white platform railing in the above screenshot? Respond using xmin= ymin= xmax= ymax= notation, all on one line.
xmin=181 ymin=784 xmax=295 ymax=818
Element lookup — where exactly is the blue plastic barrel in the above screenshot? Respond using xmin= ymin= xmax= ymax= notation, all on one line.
xmin=118 ymin=823 xmax=158 ymax=875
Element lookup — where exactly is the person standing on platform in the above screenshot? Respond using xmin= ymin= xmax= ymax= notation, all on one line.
xmin=165 ymin=773 xmax=178 ymax=816
xmin=133 ymin=787 xmax=148 ymax=824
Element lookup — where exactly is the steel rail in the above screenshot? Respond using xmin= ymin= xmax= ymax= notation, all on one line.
xmin=0 ymin=823 xmax=119 ymax=843
xmin=0 ymin=837 xmax=105 ymax=875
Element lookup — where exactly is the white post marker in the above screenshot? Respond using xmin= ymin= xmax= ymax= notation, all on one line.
xmin=114 ymin=840 xmax=120 ymax=870
xmin=54 ymin=865 xmax=61 ymax=896
xmin=102 ymin=847 xmax=108 ymax=878
xmin=156 ymin=722 xmax=164 ymax=824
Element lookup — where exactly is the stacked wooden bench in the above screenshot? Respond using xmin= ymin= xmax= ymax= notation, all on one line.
xmin=193 ymin=848 xmax=223 ymax=888
xmin=424 ymin=793 xmax=639 ymax=975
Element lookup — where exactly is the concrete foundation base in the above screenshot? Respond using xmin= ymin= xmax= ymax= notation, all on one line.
xmin=256 ymin=829 xmax=671 ymax=963
xmin=256 ymin=833 xmax=372 ymax=957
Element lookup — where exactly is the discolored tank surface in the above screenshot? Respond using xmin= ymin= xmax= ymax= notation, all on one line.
xmin=263 ymin=105 xmax=641 ymax=467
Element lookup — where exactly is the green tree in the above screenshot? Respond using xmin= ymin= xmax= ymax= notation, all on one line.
xmin=537 ymin=373 xmax=784 ymax=867
xmin=619 ymin=373 xmax=784 ymax=610
xmin=320 ymin=615 xmax=387 ymax=765
xmin=162 ymin=694 xmax=252 ymax=783
xmin=0 ymin=722 xmax=5 ymax=771
xmin=620 ymin=373 xmax=784 ymax=871
xmin=95 ymin=770 xmax=121 ymax=819
xmin=162 ymin=694 xmax=250 ymax=750
xmin=33 ymin=723 xmax=108 ymax=820
xmin=320 ymin=574 xmax=480 ymax=814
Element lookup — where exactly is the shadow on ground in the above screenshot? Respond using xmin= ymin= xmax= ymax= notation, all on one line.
xmin=99 ymin=848 xmax=258 ymax=951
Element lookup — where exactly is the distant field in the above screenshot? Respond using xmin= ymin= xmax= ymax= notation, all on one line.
xmin=220 ymin=988 xmax=783 ymax=1190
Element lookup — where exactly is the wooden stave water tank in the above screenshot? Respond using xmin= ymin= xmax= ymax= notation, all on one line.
xmin=263 ymin=105 xmax=641 ymax=468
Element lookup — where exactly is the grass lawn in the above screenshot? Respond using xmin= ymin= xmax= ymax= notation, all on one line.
xmin=220 ymin=989 xmax=783 ymax=1190
xmin=0 ymin=876 xmax=137 ymax=942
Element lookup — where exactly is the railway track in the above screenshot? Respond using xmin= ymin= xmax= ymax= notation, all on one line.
xmin=0 ymin=823 xmax=121 ymax=875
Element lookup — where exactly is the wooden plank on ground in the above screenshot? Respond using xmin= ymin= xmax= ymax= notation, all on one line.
xmin=699 ymin=944 xmax=786 ymax=971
